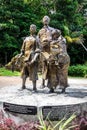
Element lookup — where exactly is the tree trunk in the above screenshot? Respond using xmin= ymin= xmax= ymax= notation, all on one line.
xmin=5 ymin=52 xmax=7 ymax=65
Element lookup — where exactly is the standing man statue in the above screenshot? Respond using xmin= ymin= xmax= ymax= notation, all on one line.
xmin=38 ymin=16 xmax=61 ymax=92
xmin=19 ymin=24 xmax=40 ymax=91
xmin=38 ymin=16 xmax=54 ymax=90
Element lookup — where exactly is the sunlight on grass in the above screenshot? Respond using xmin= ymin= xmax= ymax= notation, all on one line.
xmin=0 ymin=67 xmax=20 ymax=76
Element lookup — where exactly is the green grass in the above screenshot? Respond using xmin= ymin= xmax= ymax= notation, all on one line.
xmin=0 ymin=67 xmax=20 ymax=76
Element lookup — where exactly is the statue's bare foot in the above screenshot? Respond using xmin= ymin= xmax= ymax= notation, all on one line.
xmin=61 ymin=88 xmax=66 ymax=93
xmin=40 ymin=84 xmax=46 ymax=89
xmin=22 ymin=86 xmax=26 ymax=89
xmin=49 ymin=88 xmax=54 ymax=93
xmin=18 ymin=86 xmax=26 ymax=91
xmin=33 ymin=88 xmax=37 ymax=92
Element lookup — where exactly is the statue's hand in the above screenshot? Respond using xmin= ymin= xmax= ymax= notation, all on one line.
xmin=59 ymin=63 xmax=64 ymax=68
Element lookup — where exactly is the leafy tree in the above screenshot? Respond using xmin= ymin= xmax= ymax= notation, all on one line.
xmin=0 ymin=0 xmax=87 ymax=65
xmin=0 ymin=0 xmax=47 ymax=64
xmin=49 ymin=0 xmax=87 ymax=64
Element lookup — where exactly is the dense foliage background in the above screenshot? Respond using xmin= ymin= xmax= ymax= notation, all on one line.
xmin=0 ymin=0 xmax=87 ymax=65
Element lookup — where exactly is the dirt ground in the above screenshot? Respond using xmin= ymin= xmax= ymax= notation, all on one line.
xmin=0 ymin=76 xmax=41 ymax=88
xmin=0 ymin=76 xmax=22 ymax=87
xmin=0 ymin=76 xmax=87 ymax=88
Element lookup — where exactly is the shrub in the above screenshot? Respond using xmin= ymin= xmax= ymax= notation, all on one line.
xmin=17 ymin=121 xmax=39 ymax=130
xmin=0 ymin=109 xmax=17 ymax=130
xmin=72 ymin=111 xmax=87 ymax=130
xmin=68 ymin=65 xmax=87 ymax=77
xmin=0 ymin=108 xmax=87 ymax=130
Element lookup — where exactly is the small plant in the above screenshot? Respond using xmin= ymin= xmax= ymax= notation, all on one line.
xmin=72 ymin=111 xmax=87 ymax=130
xmin=38 ymin=113 xmax=76 ymax=130
xmin=0 ymin=110 xmax=17 ymax=130
xmin=17 ymin=121 xmax=39 ymax=130
xmin=0 ymin=109 xmax=39 ymax=130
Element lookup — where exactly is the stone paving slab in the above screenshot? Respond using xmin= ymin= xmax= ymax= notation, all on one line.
xmin=0 ymin=78 xmax=87 ymax=106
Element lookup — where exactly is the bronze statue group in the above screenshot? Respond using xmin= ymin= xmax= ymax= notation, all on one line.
xmin=18 ymin=16 xmax=70 ymax=93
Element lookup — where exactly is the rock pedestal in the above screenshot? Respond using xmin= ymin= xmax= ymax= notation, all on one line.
xmin=0 ymin=78 xmax=87 ymax=122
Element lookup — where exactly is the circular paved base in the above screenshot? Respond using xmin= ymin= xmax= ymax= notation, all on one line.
xmin=0 ymin=78 xmax=87 ymax=121
xmin=0 ymin=78 xmax=87 ymax=106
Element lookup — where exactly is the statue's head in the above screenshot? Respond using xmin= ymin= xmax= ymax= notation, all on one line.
xmin=30 ymin=24 xmax=36 ymax=34
xmin=42 ymin=16 xmax=50 ymax=25
xmin=52 ymin=29 xmax=61 ymax=39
